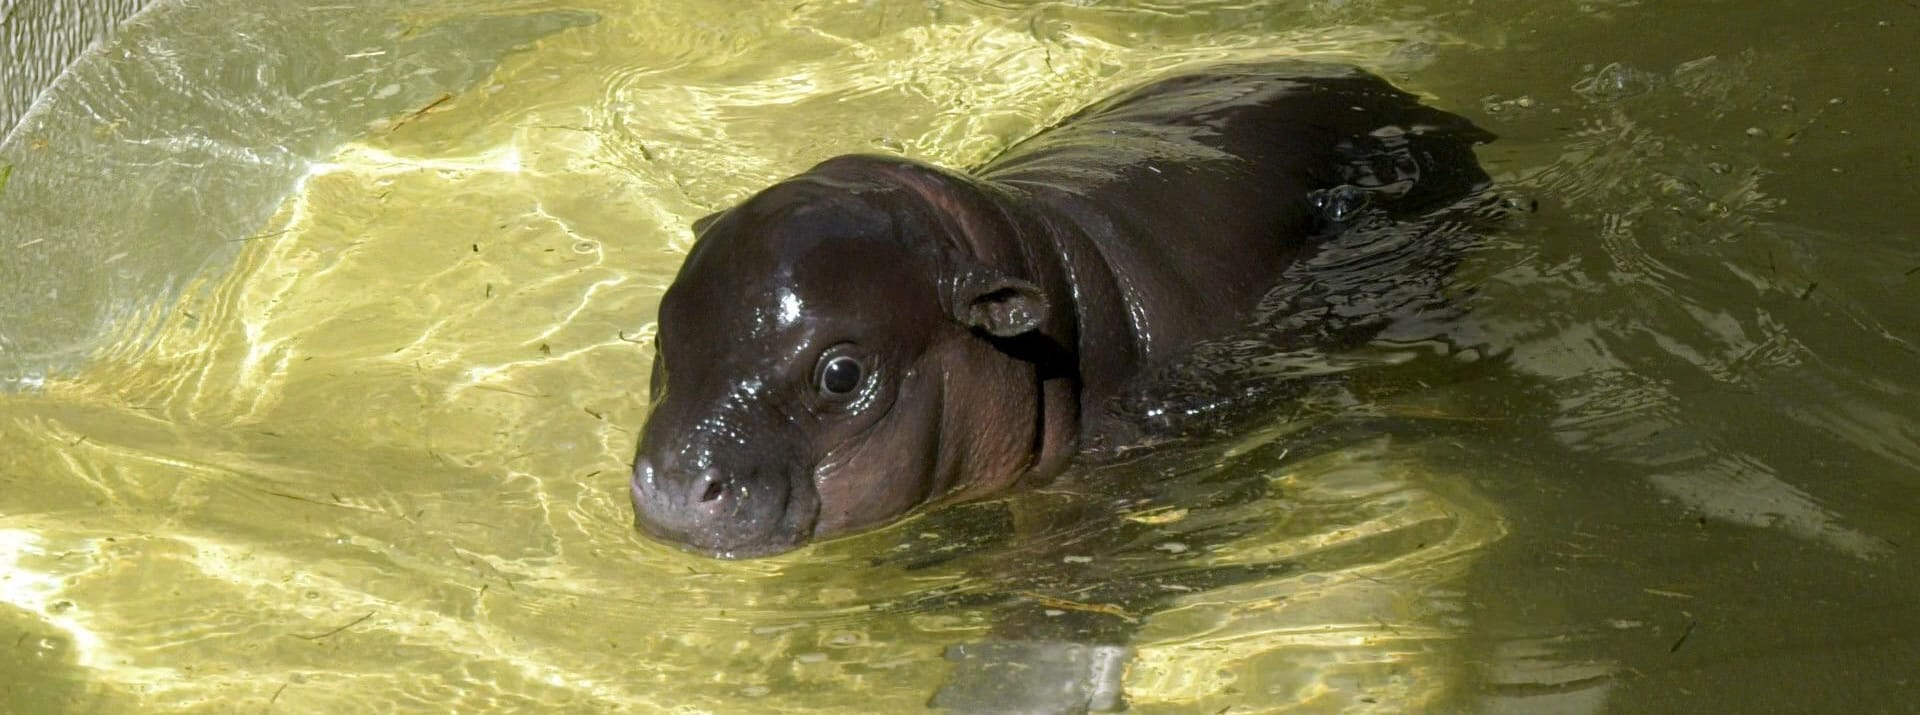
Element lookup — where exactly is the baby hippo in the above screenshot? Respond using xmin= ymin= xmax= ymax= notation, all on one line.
xmin=630 ymin=60 xmax=1492 ymax=557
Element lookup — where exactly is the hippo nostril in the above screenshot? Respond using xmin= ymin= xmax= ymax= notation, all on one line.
xmin=692 ymin=469 xmax=729 ymax=504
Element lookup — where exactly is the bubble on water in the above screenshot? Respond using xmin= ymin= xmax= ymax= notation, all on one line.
xmin=2 ymin=371 xmax=47 ymax=391
xmin=1388 ymin=41 xmax=1436 ymax=64
xmin=1311 ymin=184 xmax=1370 ymax=223
xmin=1501 ymin=194 xmax=1540 ymax=214
xmin=1572 ymin=62 xmax=1659 ymax=102
xmin=1481 ymin=94 xmax=1539 ymax=115
xmin=825 ymin=631 xmax=863 ymax=647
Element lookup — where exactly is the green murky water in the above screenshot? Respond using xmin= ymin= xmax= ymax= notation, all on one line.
xmin=2 ymin=0 xmax=1916 ymax=712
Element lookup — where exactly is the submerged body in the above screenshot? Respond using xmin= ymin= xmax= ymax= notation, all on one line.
xmin=630 ymin=61 xmax=1492 ymax=557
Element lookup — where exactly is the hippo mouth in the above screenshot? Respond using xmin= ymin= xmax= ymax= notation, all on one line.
xmin=628 ymin=459 xmax=823 ymax=559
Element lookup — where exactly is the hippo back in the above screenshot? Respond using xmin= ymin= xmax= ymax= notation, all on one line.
xmin=972 ymin=61 xmax=1493 ymax=415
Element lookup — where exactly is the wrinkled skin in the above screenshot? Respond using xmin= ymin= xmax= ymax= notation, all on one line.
xmin=630 ymin=61 xmax=1492 ymax=558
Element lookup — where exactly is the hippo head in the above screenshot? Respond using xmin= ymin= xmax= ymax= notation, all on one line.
xmin=630 ymin=157 xmax=1070 ymax=558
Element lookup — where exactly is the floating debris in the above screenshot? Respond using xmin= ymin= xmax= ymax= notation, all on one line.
xmin=1014 ymin=591 xmax=1138 ymax=623
xmin=292 ymin=611 xmax=374 ymax=641
xmin=1125 ymin=507 xmax=1189 ymax=525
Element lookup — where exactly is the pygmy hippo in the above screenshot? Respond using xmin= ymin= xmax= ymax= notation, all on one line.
xmin=630 ymin=60 xmax=1492 ymax=557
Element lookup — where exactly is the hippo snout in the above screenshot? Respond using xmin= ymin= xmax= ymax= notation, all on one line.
xmin=630 ymin=456 xmax=806 ymax=558
xmin=632 ymin=459 xmax=731 ymax=511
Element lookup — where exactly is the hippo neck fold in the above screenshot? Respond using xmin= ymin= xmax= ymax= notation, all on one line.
xmin=986 ymin=182 xmax=1155 ymax=407
xmin=807 ymin=153 xmax=1163 ymax=387
xmin=928 ymin=173 xmax=1092 ymax=485
xmin=901 ymin=166 xmax=1169 ymax=468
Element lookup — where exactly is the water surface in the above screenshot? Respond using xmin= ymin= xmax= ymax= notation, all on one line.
xmin=2 ymin=0 xmax=1916 ymax=712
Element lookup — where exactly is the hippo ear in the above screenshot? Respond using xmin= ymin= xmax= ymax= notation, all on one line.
xmin=691 ymin=210 xmax=727 ymax=236
xmin=951 ymin=267 xmax=1048 ymax=338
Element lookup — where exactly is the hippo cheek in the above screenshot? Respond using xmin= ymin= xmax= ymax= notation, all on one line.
xmin=807 ymin=338 xmax=1046 ymax=539
xmin=809 ymin=370 xmax=946 ymax=538
xmin=923 ymin=336 xmax=1047 ymax=503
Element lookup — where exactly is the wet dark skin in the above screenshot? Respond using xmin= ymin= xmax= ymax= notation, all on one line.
xmin=631 ymin=60 xmax=1492 ymax=558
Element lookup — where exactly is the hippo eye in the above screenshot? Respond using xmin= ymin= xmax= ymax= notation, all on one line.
xmin=819 ymin=355 xmax=863 ymax=396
